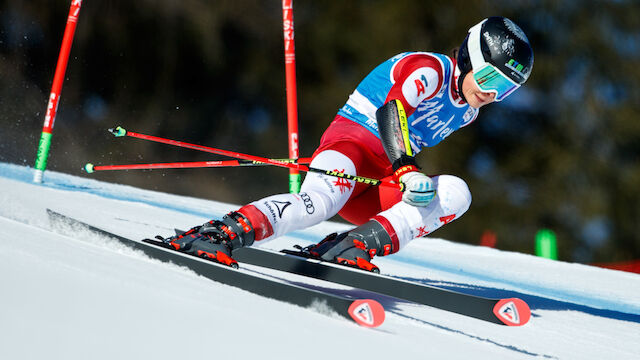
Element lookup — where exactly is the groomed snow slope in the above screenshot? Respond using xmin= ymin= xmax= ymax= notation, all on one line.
xmin=1 ymin=162 xmax=639 ymax=360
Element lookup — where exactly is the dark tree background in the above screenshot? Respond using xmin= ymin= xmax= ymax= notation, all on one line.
xmin=1 ymin=0 xmax=638 ymax=263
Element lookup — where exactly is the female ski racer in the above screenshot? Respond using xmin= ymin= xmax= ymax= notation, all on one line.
xmin=165 ymin=16 xmax=535 ymax=271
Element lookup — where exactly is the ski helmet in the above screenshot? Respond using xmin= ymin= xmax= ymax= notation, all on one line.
xmin=456 ymin=16 xmax=534 ymax=102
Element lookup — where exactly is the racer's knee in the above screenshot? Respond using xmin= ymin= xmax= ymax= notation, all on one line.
xmin=434 ymin=175 xmax=472 ymax=216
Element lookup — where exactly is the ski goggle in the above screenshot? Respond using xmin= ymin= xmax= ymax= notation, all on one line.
xmin=472 ymin=63 xmax=520 ymax=101
xmin=467 ymin=20 xmax=520 ymax=102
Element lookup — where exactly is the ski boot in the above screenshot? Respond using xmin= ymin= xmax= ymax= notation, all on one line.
xmin=160 ymin=212 xmax=255 ymax=268
xmin=300 ymin=220 xmax=395 ymax=273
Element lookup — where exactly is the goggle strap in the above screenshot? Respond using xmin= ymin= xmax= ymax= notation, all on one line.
xmin=467 ymin=20 xmax=487 ymax=71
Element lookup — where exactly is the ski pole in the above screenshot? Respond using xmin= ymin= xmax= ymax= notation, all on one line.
xmin=109 ymin=126 xmax=402 ymax=189
xmin=83 ymin=158 xmax=312 ymax=173
xmin=33 ymin=0 xmax=83 ymax=183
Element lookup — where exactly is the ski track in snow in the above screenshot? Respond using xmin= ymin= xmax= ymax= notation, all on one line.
xmin=1 ymin=162 xmax=639 ymax=360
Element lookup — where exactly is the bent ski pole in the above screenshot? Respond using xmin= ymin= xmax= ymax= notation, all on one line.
xmin=83 ymin=158 xmax=311 ymax=173
xmin=109 ymin=126 xmax=401 ymax=189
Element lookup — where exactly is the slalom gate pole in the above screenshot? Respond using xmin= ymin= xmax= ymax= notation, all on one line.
xmin=33 ymin=0 xmax=83 ymax=183
xmin=83 ymin=158 xmax=312 ymax=173
xmin=109 ymin=126 xmax=401 ymax=189
xmin=282 ymin=0 xmax=301 ymax=193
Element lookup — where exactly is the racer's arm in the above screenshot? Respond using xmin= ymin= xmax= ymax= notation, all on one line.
xmin=375 ymin=54 xmax=444 ymax=206
xmin=376 ymin=100 xmax=435 ymax=207
xmin=376 ymin=99 xmax=416 ymax=173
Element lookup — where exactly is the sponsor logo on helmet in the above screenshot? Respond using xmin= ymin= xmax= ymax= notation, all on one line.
xmin=505 ymin=58 xmax=528 ymax=79
xmin=483 ymin=31 xmax=498 ymax=51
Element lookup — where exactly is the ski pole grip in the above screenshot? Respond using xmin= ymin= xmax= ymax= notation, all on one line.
xmin=109 ymin=126 xmax=127 ymax=137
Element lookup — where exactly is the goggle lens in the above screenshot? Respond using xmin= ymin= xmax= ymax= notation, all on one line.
xmin=473 ymin=64 xmax=520 ymax=101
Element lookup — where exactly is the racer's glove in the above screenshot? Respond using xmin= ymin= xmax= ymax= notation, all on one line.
xmin=394 ymin=162 xmax=436 ymax=207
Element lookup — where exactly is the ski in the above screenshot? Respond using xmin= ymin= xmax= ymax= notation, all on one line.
xmin=230 ymin=247 xmax=531 ymax=326
xmin=46 ymin=210 xmax=385 ymax=328
xmin=168 ymin=227 xmax=532 ymax=326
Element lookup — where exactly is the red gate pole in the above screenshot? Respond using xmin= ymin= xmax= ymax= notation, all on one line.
xmin=282 ymin=0 xmax=301 ymax=193
xmin=33 ymin=0 xmax=83 ymax=183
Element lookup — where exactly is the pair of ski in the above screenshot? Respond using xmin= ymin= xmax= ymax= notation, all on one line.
xmin=47 ymin=210 xmax=531 ymax=328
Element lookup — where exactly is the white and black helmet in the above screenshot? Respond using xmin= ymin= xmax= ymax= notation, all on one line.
xmin=457 ymin=17 xmax=534 ymax=101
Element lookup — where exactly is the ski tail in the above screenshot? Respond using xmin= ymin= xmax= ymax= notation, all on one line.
xmin=47 ymin=209 xmax=386 ymax=328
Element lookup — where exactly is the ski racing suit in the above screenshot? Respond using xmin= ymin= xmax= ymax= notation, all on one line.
xmin=237 ymin=52 xmax=479 ymax=253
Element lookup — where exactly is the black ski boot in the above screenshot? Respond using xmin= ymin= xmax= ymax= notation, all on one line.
xmin=163 ymin=212 xmax=255 ymax=268
xmin=304 ymin=220 xmax=395 ymax=273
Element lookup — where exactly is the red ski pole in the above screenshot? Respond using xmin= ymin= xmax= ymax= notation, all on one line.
xmin=33 ymin=0 xmax=83 ymax=183
xmin=109 ymin=126 xmax=401 ymax=189
xmin=83 ymin=158 xmax=312 ymax=173
xmin=282 ymin=0 xmax=301 ymax=193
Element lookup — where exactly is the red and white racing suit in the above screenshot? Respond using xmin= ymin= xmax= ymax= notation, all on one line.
xmin=237 ymin=52 xmax=476 ymax=253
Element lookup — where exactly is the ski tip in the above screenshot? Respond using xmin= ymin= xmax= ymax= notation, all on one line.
xmin=348 ymin=299 xmax=385 ymax=328
xmin=493 ymin=298 xmax=531 ymax=326
xmin=83 ymin=163 xmax=95 ymax=173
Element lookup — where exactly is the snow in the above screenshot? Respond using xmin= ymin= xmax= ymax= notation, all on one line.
xmin=0 ymin=162 xmax=639 ymax=360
